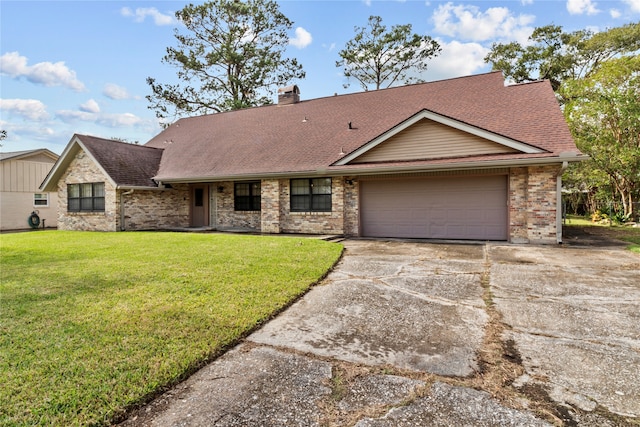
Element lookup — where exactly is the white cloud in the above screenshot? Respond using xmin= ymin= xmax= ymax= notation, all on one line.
xmin=0 ymin=52 xmax=86 ymax=92
xmin=566 ymin=0 xmax=600 ymax=15
xmin=56 ymin=106 xmax=144 ymax=129
xmin=0 ymin=98 xmax=50 ymax=121
xmin=289 ymin=27 xmax=312 ymax=49
xmin=431 ymin=3 xmax=535 ymax=44
xmin=610 ymin=8 xmax=622 ymax=17
xmin=56 ymin=109 xmax=96 ymax=123
xmin=622 ymin=0 xmax=640 ymax=12
xmin=103 ymin=83 xmax=132 ymax=100
xmin=120 ymin=7 xmax=175 ymax=26
xmin=423 ymin=40 xmax=490 ymax=81
xmin=97 ymin=113 xmax=144 ymax=128
xmin=521 ymin=0 xmax=534 ymax=4
xmin=80 ymin=99 xmax=100 ymax=114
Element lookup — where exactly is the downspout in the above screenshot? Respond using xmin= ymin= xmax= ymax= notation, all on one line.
xmin=120 ymin=189 xmax=134 ymax=231
xmin=556 ymin=161 xmax=569 ymax=244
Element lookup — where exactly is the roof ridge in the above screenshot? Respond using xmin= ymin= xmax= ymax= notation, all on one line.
xmin=161 ymin=71 xmax=507 ymax=129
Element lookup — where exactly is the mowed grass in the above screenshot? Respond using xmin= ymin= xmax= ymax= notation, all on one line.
xmin=0 ymin=231 xmax=343 ymax=426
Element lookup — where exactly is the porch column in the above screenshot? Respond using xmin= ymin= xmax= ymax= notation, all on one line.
xmin=261 ymin=179 xmax=281 ymax=233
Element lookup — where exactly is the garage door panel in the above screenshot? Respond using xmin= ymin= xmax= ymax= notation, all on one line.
xmin=361 ymin=175 xmax=507 ymax=240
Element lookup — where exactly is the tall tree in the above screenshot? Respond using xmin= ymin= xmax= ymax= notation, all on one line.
xmin=336 ymin=15 xmax=441 ymax=91
xmin=485 ymin=23 xmax=640 ymax=93
xmin=562 ymin=56 xmax=640 ymax=219
xmin=147 ymin=0 xmax=305 ymax=123
xmin=486 ymin=23 xmax=640 ymax=221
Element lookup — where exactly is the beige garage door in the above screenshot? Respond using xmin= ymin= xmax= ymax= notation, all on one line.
xmin=360 ymin=175 xmax=508 ymax=240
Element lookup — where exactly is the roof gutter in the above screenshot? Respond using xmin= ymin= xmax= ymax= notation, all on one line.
xmin=153 ymin=153 xmax=587 ymax=183
xmin=115 ymin=185 xmax=168 ymax=191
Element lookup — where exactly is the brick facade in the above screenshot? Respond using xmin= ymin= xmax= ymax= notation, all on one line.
xmin=57 ymin=150 xmax=118 ymax=231
xmin=57 ymin=150 xmax=561 ymax=244
xmin=509 ymin=165 xmax=561 ymax=244
xmin=120 ymin=185 xmax=189 ymax=230
xmin=57 ymin=148 xmax=190 ymax=231
xmin=279 ymin=177 xmax=345 ymax=234
xmin=215 ymin=181 xmax=261 ymax=231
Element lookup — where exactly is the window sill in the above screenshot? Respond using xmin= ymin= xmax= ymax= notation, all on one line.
xmin=290 ymin=211 xmax=333 ymax=216
xmin=67 ymin=211 xmax=106 ymax=215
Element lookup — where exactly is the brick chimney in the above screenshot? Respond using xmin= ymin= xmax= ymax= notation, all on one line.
xmin=278 ymin=85 xmax=300 ymax=105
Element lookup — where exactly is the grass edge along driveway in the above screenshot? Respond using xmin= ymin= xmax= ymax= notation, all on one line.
xmin=0 ymin=231 xmax=343 ymax=427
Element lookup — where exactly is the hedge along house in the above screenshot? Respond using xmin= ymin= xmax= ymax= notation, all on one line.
xmin=41 ymin=72 xmax=585 ymax=243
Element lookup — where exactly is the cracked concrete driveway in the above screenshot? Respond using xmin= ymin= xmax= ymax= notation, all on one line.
xmin=121 ymin=239 xmax=639 ymax=427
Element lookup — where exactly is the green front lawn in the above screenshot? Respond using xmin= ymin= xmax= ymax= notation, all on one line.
xmin=0 ymin=231 xmax=342 ymax=426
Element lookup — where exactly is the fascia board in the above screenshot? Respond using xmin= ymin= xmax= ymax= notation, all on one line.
xmin=116 ymin=185 xmax=168 ymax=191
xmin=332 ymin=155 xmax=586 ymax=177
xmin=154 ymin=153 xmax=586 ymax=183
xmin=334 ymin=109 xmax=546 ymax=166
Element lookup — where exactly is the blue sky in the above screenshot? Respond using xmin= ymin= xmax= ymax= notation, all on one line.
xmin=1 ymin=0 xmax=638 ymax=154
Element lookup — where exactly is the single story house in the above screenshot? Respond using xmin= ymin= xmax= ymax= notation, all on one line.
xmin=41 ymin=72 xmax=584 ymax=243
xmin=1 ymin=149 xmax=59 ymax=230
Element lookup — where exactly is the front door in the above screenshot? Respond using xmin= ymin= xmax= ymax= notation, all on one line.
xmin=191 ymin=185 xmax=209 ymax=227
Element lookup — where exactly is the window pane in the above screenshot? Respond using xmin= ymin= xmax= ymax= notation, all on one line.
xmin=68 ymin=199 xmax=80 ymax=211
xmin=235 ymin=183 xmax=249 ymax=197
xmin=251 ymin=195 xmax=261 ymax=211
xmin=235 ymin=197 xmax=249 ymax=211
xmin=194 ymin=188 xmax=204 ymax=207
xmin=81 ymin=197 xmax=93 ymax=210
xmin=93 ymin=183 xmax=105 ymax=197
xmin=94 ymin=197 xmax=105 ymax=211
xmin=291 ymin=179 xmax=310 ymax=195
xmin=34 ymin=194 xmax=48 ymax=206
xmin=81 ymin=183 xmax=93 ymax=197
xmin=291 ymin=195 xmax=310 ymax=211
xmin=311 ymin=194 xmax=332 ymax=211
xmin=312 ymin=178 xmax=331 ymax=195
xmin=68 ymin=184 xmax=79 ymax=198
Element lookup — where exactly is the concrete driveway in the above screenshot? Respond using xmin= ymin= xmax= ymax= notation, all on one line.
xmin=121 ymin=239 xmax=639 ymax=427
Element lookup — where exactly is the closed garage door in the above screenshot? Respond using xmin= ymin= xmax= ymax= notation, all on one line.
xmin=360 ymin=175 xmax=508 ymax=240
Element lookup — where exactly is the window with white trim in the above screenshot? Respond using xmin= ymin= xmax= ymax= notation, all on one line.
xmin=34 ymin=193 xmax=49 ymax=207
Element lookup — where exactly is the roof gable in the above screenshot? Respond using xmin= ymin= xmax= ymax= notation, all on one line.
xmin=0 ymin=149 xmax=58 ymax=163
xmin=336 ymin=110 xmax=544 ymax=166
xmin=41 ymin=135 xmax=163 ymax=191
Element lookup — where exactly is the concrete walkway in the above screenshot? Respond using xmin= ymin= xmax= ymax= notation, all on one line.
xmin=120 ymin=240 xmax=639 ymax=427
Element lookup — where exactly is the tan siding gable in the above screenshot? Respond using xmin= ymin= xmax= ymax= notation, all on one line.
xmin=351 ymin=118 xmax=519 ymax=164
xmin=0 ymin=160 xmax=54 ymax=192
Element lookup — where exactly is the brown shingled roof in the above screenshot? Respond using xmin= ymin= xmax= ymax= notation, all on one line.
xmin=145 ymin=72 xmax=580 ymax=181
xmin=78 ymin=134 xmax=164 ymax=187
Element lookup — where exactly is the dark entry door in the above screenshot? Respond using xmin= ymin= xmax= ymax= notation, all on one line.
xmin=191 ymin=185 xmax=209 ymax=227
